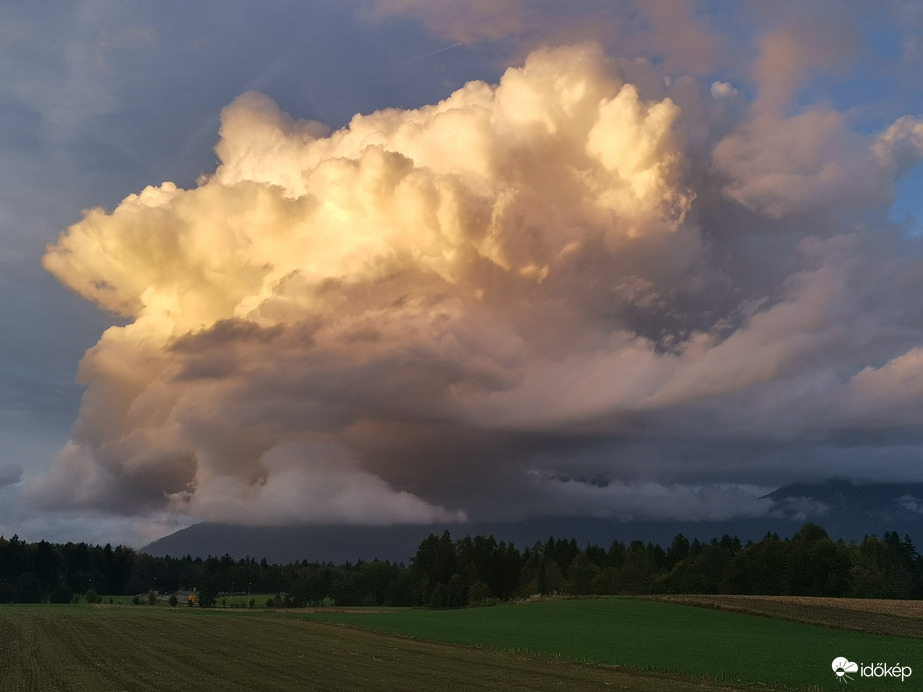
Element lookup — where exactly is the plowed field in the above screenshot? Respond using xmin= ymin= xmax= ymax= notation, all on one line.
xmin=0 ymin=604 xmax=747 ymax=691
xmin=648 ymin=594 xmax=923 ymax=638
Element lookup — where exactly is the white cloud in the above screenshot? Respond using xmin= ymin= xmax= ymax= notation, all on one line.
xmin=29 ymin=41 xmax=923 ymax=530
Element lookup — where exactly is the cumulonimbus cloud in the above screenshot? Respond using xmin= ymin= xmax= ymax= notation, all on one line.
xmin=28 ymin=43 xmax=923 ymax=526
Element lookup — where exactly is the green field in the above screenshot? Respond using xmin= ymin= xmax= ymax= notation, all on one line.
xmin=0 ymin=598 xmax=918 ymax=690
xmin=307 ymin=597 xmax=921 ymax=690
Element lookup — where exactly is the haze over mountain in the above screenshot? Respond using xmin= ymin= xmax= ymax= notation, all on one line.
xmin=143 ymin=481 xmax=923 ymax=564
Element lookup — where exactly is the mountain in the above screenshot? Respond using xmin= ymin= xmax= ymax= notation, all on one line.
xmin=763 ymin=479 xmax=923 ymax=540
xmin=142 ymin=481 xmax=923 ymax=564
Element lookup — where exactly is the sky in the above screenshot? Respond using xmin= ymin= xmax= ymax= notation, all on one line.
xmin=1 ymin=1 xmax=922 ymax=547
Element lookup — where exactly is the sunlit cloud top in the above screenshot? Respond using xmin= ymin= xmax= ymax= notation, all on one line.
xmin=2 ymin=2 xmax=921 ymax=542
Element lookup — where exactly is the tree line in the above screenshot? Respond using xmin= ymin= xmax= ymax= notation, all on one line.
xmin=0 ymin=523 xmax=920 ymax=607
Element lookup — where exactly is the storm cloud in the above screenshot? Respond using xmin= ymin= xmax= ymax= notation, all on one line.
xmin=26 ymin=41 xmax=923 ymax=528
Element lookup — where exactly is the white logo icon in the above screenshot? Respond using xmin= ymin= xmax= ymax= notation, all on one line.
xmin=832 ymin=657 xmax=858 ymax=683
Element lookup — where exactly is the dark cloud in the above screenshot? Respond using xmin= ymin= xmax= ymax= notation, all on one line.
xmin=0 ymin=463 xmax=22 ymax=487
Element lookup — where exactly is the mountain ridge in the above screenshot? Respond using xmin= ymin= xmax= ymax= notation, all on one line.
xmin=142 ymin=480 xmax=923 ymax=564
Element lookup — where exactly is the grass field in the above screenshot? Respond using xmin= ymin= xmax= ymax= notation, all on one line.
xmin=306 ymin=597 xmax=922 ymax=690
xmin=1 ymin=597 xmax=919 ymax=691
xmin=0 ymin=603 xmax=750 ymax=691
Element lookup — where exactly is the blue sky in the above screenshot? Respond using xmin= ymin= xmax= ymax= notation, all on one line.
xmin=1 ymin=1 xmax=921 ymax=545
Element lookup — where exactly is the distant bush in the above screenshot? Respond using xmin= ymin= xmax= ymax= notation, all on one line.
xmin=49 ymin=583 xmax=73 ymax=604
xmin=131 ymin=595 xmax=141 ymax=605
xmin=146 ymin=590 xmax=157 ymax=606
xmin=266 ymin=596 xmax=275 ymax=608
xmin=198 ymin=579 xmax=217 ymax=607
xmin=0 ymin=578 xmax=13 ymax=604
xmin=468 ymin=581 xmax=491 ymax=606
xmin=85 ymin=588 xmax=99 ymax=604
xmin=168 ymin=593 xmax=178 ymax=607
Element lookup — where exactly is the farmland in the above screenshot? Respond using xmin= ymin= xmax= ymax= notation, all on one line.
xmin=0 ymin=603 xmax=745 ymax=691
xmin=649 ymin=594 xmax=923 ymax=638
xmin=307 ymin=596 xmax=923 ymax=690
xmin=0 ymin=597 xmax=920 ymax=690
